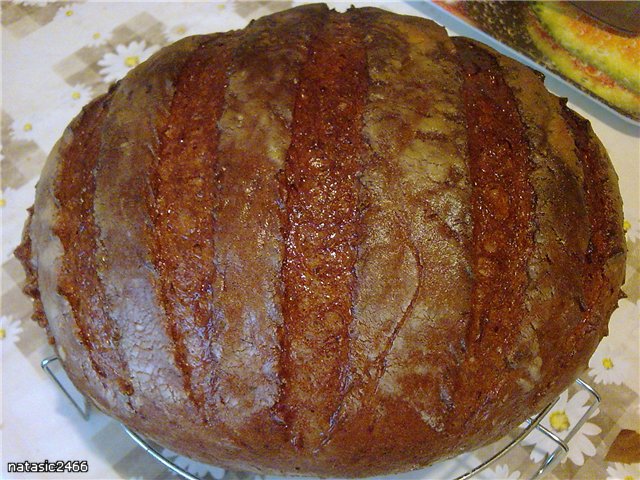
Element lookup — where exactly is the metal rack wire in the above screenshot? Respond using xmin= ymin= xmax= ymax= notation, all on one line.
xmin=41 ymin=355 xmax=600 ymax=480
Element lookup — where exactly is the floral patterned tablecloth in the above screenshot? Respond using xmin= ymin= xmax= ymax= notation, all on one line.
xmin=2 ymin=2 xmax=639 ymax=480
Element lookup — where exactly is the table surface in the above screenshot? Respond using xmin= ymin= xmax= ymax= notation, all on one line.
xmin=2 ymin=2 xmax=638 ymax=480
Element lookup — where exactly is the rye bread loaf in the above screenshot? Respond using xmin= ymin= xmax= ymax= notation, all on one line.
xmin=15 ymin=4 xmax=626 ymax=477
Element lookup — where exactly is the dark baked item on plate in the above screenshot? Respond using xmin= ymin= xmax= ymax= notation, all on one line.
xmin=15 ymin=4 xmax=626 ymax=477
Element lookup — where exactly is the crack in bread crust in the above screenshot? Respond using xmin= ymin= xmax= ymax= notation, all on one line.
xmin=152 ymin=33 xmax=238 ymax=424
xmin=277 ymin=8 xmax=369 ymax=453
xmin=53 ymin=90 xmax=136 ymax=406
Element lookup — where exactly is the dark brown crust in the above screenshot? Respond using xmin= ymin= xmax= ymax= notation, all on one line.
xmin=561 ymin=106 xmax=626 ymax=345
xmin=206 ymin=3 xmax=329 ymax=461
xmin=53 ymin=91 xmax=136 ymax=399
xmin=92 ymin=35 xmax=208 ymax=423
xmin=277 ymin=9 xmax=368 ymax=452
xmin=151 ymin=33 xmax=237 ymax=421
xmin=25 ymin=94 xmax=127 ymax=413
xmin=318 ymin=10 xmax=475 ymax=472
xmin=453 ymin=38 xmax=535 ymax=349
xmin=450 ymin=38 xmax=539 ymax=443
xmin=492 ymin=43 xmax=625 ymax=423
xmin=15 ymin=4 xmax=626 ymax=477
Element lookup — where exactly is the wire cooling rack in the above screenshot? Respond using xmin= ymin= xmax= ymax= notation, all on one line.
xmin=41 ymin=355 xmax=600 ymax=480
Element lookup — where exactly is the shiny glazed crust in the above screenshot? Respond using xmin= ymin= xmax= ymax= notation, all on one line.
xmin=15 ymin=4 xmax=626 ymax=477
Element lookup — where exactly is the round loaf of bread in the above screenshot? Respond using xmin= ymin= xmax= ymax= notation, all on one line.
xmin=16 ymin=4 xmax=626 ymax=477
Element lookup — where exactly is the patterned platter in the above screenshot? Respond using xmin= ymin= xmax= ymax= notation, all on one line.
xmin=430 ymin=1 xmax=640 ymax=125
